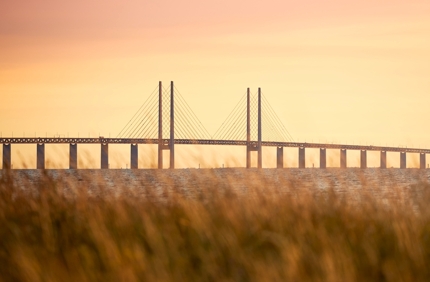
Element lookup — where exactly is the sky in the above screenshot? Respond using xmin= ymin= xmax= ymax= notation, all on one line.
xmin=1 ymin=0 xmax=430 ymax=168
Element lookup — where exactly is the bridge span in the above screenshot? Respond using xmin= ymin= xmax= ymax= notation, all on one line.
xmin=1 ymin=81 xmax=428 ymax=170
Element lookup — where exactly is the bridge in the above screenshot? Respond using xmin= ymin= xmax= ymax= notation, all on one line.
xmin=1 ymin=81 xmax=428 ymax=170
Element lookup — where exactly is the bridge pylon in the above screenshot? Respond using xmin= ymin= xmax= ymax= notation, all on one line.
xmin=246 ymin=88 xmax=262 ymax=169
xmin=157 ymin=81 xmax=175 ymax=169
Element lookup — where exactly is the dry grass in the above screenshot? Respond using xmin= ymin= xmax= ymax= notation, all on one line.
xmin=1 ymin=169 xmax=430 ymax=281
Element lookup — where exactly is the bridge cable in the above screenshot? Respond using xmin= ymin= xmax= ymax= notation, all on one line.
xmin=175 ymin=95 xmax=207 ymax=138
xmin=123 ymin=98 xmax=158 ymax=138
xmin=262 ymin=110 xmax=283 ymax=141
xmin=117 ymin=84 xmax=159 ymax=138
xmin=262 ymin=94 xmax=294 ymax=141
xmin=175 ymin=106 xmax=199 ymax=139
xmin=128 ymin=93 xmax=160 ymax=138
xmin=249 ymin=93 xmax=259 ymax=140
xmin=121 ymin=89 xmax=159 ymax=138
xmin=133 ymin=105 xmax=160 ymax=139
xmin=130 ymin=87 xmax=166 ymax=139
xmin=260 ymin=96 xmax=287 ymax=141
xmin=174 ymin=86 xmax=212 ymax=139
xmin=260 ymin=94 xmax=287 ymax=141
xmin=263 ymin=105 xmax=291 ymax=141
xmin=213 ymin=93 xmax=247 ymax=140
xmin=219 ymin=103 xmax=245 ymax=140
xmin=219 ymin=100 xmax=247 ymax=140
xmin=132 ymin=105 xmax=159 ymax=139
xmin=213 ymin=93 xmax=246 ymax=139
xmin=175 ymin=98 xmax=207 ymax=139
xmin=161 ymin=86 xmax=171 ymax=139
xmin=116 ymin=84 xmax=158 ymax=137
xmin=128 ymin=98 xmax=159 ymax=138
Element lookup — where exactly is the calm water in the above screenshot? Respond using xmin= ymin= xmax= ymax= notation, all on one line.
xmin=4 ymin=168 xmax=430 ymax=202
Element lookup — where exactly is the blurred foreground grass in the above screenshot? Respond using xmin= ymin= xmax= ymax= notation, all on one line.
xmin=1 ymin=169 xmax=430 ymax=281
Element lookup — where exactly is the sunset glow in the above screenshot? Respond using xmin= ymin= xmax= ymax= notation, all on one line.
xmin=1 ymin=0 xmax=430 ymax=168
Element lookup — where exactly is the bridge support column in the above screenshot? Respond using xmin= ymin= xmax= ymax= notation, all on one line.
xmin=131 ymin=144 xmax=138 ymax=169
xmin=37 ymin=144 xmax=45 ymax=169
xmin=101 ymin=143 xmax=109 ymax=169
xmin=340 ymin=149 xmax=347 ymax=168
xmin=158 ymin=145 xmax=163 ymax=169
xmin=69 ymin=144 xmax=77 ymax=169
xmin=400 ymin=152 xmax=406 ymax=169
xmin=246 ymin=147 xmax=251 ymax=168
xmin=3 ymin=144 xmax=11 ymax=169
xmin=380 ymin=151 xmax=386 ymax=169
xmin=360 ymin=150 xmax=367 ymax=169
xmin=299 ymin=147 xmax=305 ymax=168
xmin=420 ymin=153 xmax=426 ymax=169
xmin=276 ymin=147 xmax=283 ymax=168
xmin=320 ymin=148 xmax=326 ymax=169
xmin=170 ymin=81 xmax=175 ymax=169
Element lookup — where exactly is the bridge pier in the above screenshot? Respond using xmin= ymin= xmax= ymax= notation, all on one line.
xmin=360 ymin=150 xmax=367 ymax=169
xmin=420 ymin=153 xmax=426 ymax=169
xmin=131 ymin=144 xmax=138 ymax=169
xmin=299 ymin=147 xmax=305 ymax=168
xmin=276 ymin=147 xmax=283 ymax=168
xmin=37 ymin=144 xmax=45 ymax=169
xmin=340 ymin=149 xmax=347 ymax=168
xmin=400 ymin=152 xmax=406 ymax=169
xmin=247 ymin=145 xmax=258 ymax=167
xmin=101 ymin=143 xmax=109 ymax=169
xmin=380 ymin=151 xmax=387 ymax=169
xmin=320 ymin=148 xmax=326 ymax=169
xmin=3 ymin=144 xmax=11 ymax=169
xmin=69 ymin=144 xmax=77 ymax=169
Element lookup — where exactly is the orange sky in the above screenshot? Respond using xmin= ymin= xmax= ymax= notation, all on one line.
xmin=1 ymin=0 xmax=430 ymax=168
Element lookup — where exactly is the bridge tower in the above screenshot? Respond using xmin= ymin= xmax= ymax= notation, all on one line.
xmin=246 ymin=88 xmax=262 ymax=169
xmin=157 ymin=81 xmax=175 ymax=169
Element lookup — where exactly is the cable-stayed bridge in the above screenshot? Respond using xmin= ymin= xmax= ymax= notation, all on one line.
xmin=1 ymin=81 xmax=429 ymax=169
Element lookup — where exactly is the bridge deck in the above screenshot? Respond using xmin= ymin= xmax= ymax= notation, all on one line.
xmin=1 ymin=138 xmax=428 ymax=154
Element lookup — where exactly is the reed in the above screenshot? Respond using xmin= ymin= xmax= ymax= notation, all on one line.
xmin=1 ymin=168 xmax=430 ymax=281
